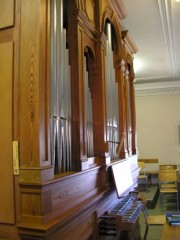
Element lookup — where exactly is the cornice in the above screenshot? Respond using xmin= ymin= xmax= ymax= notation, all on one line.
xmin=108 ymin=0 xmax=128 ymax=20
xmin=135 ymin=86 xmax=180 ymax=97
xmin=122 ymin=30 xmax=138 ymax=55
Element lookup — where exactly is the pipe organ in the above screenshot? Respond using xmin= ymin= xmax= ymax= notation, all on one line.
xmin=84 ymin=54 xmax=94 ymax=157
xmin=50 ymin=0 xmax=72 ymax=173
xmin=126 ymin=71 xmax=133 ymax=155
xmin=105 ymin=22 xmax=120 ymax=160
xmin=0 ymin=0 xmax=140 ymax=239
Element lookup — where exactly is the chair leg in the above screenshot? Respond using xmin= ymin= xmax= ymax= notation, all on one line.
xmin=146 ymin=179 xmax=148 ymax=193
xmin=159 ymin=193 xmax=163 ymax=211
xmin=143 ymin=225 xmax=149 ymax=240
xmin=177 ymin=192 xmax=179 ymax=210
xmin=161 ymin=193 xmax=163 ymax=211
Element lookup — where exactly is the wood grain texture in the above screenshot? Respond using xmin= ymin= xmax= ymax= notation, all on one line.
xmin=0 ymin=0 xmax=14 ymax=29
xmin=19 ymin=0 xmax=50 ymax=168
xmin=0 ymin=41 xmax=15 ymax=223
xmin=0 ymin=0 xmax=139 ymax=239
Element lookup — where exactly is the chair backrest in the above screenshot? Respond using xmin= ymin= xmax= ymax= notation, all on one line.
xmin=159 ymin=165 xmax=177 ymax=170
xmin=138 ymin=161 xmax=145 ymax=168
xmin=159 ymin=169 xmax=177 ymax=183
xmin=138 ymin=161 xmax=146 ymax=174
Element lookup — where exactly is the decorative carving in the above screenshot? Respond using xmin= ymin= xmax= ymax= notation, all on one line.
xmin=120 ymin=59 xmax=126 ymax=74
xmin=29 ymin=56 xmax=35 ymax=123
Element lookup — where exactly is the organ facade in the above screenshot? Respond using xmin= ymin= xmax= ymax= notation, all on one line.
xmin=0 ymin=0 xmax=139 ymax=239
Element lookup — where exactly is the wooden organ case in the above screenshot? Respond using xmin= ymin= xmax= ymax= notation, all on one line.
xmin=0 ymin=0 xmax=140 ymax=240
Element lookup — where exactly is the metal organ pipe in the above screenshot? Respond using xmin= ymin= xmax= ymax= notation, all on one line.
xmin=105 ymin=23 xmax=119 ymax=160
xmin=84 ymin=56 xmax=94 ymax=157
xmin=50 ymin=0 xmax=72 ymax=174
xmin=127 ymin=78 xmax=132 ymax=151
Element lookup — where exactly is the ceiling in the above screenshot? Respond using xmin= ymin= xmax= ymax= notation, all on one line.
xmin=122 ymin=0 xmax=180 ymax=93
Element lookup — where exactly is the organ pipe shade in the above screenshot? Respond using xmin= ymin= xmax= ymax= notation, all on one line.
xmin=105 ymin=23 xmax=119 ymax=160
xmin=50 ymin=0 xmax=72 ymax=174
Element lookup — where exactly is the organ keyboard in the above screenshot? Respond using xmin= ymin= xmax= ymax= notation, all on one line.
xmin=111 ymin=194 xmax=143 ymax=229
xmin=98 ymin=161 xmax=142 ymax=238
xmin=99 ymin=193 xmax=143 ymax=237
xmin=101 ymin=195 xmax=143 ymax=230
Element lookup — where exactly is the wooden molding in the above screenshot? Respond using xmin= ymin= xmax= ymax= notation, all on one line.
xmin=19 ymin=166 xmax=54 ymax=183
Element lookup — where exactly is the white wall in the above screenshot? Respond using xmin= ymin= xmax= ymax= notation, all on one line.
xmin=136 ymin=93 xmax=180 ymax=169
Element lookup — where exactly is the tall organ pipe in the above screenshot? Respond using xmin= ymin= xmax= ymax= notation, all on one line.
xmin=50 ymin=0 xmax=72 ymax=173
xmin=105 ymin=23 xmax=119 ymax=160
xmin=84 ymin=56 xmax=94 ymax=157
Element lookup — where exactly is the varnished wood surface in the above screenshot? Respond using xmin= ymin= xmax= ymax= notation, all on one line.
xmin=0 ymin=41 xmax=15 ymax=224
xmin=0 ymin=0 xmax=139 ymax=239
xmin=0 ymin=0 xmax=14 ymax=29
xmin=161 ymin=221 xmax=180 ymax=240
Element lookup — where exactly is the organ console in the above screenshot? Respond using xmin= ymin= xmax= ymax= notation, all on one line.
xmin=110 ymin=195 xmax=143 ymax=226
xmin=98 ymin=162 xmax=143 ymax=239
xmin=99 ymin=194 xmax=143 ymax=235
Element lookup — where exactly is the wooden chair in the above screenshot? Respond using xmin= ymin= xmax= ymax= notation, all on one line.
xmin=141 ymin=203 xmax=165 ymax=240
xmin=138 ymin=162 xmax=149 ymax=192
xmin=139 ymin=194 xmax=165 ymax=240
xmin=159 ymin=170 xmax=179 ymax=211
xmin=159 ymin=164 xmax=177 ymax=170
xmin=159 ymin=169 xmax=177 ymax=189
